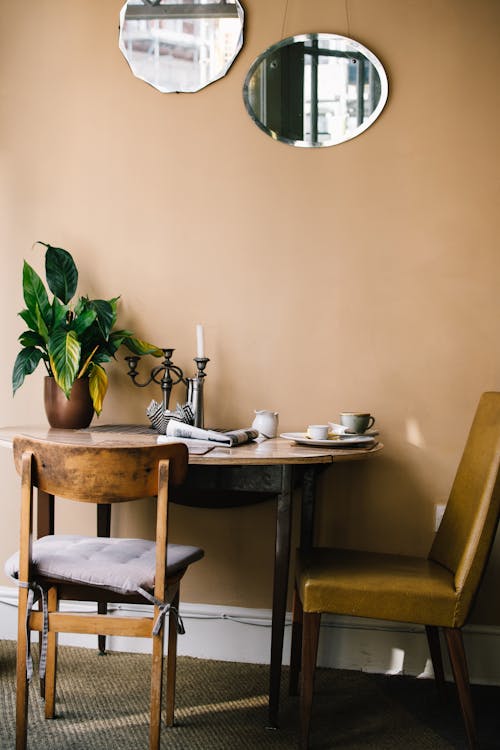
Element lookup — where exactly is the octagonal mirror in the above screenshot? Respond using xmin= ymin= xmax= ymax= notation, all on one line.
xmin=243 ymin=33 xmax=388 ymax=147
xmin=119 ymin=0 xmax=244 ymax=93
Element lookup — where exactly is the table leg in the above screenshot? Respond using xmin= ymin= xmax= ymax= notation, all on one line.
xmin=97 ymin=504 xmax=111 ymax=654
xmin=300 ymin=466 xmax=317 ymax=552
xmin=268 ymin=464 xmax=293 ymax=728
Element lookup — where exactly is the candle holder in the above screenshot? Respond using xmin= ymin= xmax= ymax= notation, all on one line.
xmin=125 ymin=348 xmax=209 ymax=428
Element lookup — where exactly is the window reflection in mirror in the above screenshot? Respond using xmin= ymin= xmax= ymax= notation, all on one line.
xmin=243 ymin=34 xmax=388 ymax=147
xmin=119 ymin=0 xmax=244 ymax=93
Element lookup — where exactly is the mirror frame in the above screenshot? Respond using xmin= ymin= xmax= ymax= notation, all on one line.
xmin=242 ymin=33 xmax=389 ymax=148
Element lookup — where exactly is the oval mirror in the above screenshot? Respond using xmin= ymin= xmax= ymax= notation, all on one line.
xmin=243 ymin=33 xmax=388 ymax=147
xmin=119 ymin=0 xmax=244 ymax=93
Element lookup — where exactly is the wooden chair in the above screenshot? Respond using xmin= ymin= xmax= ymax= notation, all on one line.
xmin=289 ymin=392 xmax=500 ymax=749
xmin=6 ymin=437 xmax=204 ymax=750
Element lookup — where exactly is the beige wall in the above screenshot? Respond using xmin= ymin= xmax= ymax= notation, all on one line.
xmin=1 ymin=0 xmax=499 ymax=622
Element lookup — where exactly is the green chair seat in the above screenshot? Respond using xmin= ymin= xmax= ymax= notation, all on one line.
xmin=297 ymin=547 xmax=457 ymax=626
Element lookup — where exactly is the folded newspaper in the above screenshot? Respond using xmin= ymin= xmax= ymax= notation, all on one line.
xmin=165 ymin=419 xmax=259 ymax=447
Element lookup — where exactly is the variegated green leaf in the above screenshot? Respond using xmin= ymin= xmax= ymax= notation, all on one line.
xmin=12 ymin=348 xmax=43 ymax=394
xmin=73 ymin=308 xmax=97 ymax=336
xmin=90 ymin=299 xmax=116 ymax=339
xmin=22 ymin=262 xmax=50 ymax=322
xmin=73 ymin=296 xmax=86 ymax=316
xmin=88 ymin=364 xmax=108 ymax=415
xmin=108 ymin=297 xmax=119 ymax=316
xmin=19 ymin=308 xmax=38 ymax=331
xmin=90 ymin=349 xmax=112 ymax=365
xmin=108 ymin=329 xmax=133 ymax=353
xmin=48 ymin=329 xmax=81 ymax=396
xmin=35 ymin=304 xmax=49 ymax=343
xmin=110 ymin=328 xmax=133 ymax=337
xmin=51 ymin=297 xmax=68 ymax=329
xmin=123 ymin=337 xmax=162 ymax=357
xmin=18 ymin=330 xmax=45 ymax=348
xmin=45 ymin=244 xmax=78 ymax=304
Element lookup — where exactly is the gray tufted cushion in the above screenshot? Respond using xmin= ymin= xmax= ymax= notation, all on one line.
xmin=5 ymin=535 xmax=204 ymax=595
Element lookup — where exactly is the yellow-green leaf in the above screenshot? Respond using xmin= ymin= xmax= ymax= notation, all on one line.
xmin=48 ymin=329 xmax=81 ymax=397
xmin=124 ymin=337 xmax=162 ymax=357
xmin=88 ymin=364 xmax=108 ymax=415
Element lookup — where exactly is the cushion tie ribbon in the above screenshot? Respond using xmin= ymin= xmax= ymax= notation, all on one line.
xmin=137 ymin=587 xmax=185 ymax=636
xmin=14 ymin=581 xmax=184 ymax=679
xmin=17 ymin=580 xmax=48 ymax=682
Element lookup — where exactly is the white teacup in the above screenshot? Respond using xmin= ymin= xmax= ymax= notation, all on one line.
xmin=340 ymin=413 xmax=375 ymax=434
xmin=307 ymin=424 xmax=329 ymax=440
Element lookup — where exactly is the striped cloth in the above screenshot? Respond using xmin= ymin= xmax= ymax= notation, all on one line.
xmin=146 ymin=400 xmax=194 ymax=434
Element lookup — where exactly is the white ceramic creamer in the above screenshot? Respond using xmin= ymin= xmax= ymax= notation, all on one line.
xmin=252 ymin=410 xmax=279 ymax=438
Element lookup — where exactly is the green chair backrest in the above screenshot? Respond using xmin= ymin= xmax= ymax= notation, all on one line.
xmin=429 ymin=392 xmax=500 ymax=625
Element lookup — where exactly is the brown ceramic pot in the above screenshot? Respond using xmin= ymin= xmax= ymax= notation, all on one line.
xmin=44 ymin=376 xmax=94 ymax=429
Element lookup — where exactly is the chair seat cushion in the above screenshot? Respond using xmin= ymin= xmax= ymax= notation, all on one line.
xmin=296 ymin=547 xmax=459 ymax=627
xmin=5 ymin=535 xmax=204 ymax=595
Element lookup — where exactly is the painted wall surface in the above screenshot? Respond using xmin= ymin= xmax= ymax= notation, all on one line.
xmin=1 ymin=1 xmax=499 ymax=621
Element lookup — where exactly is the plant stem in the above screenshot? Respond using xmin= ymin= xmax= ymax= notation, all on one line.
xmin=78 ymin=345 xmax=99 ymax=378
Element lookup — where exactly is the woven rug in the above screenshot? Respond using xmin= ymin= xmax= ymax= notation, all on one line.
xmin=0 ymin=640 xmax=498 ymax=749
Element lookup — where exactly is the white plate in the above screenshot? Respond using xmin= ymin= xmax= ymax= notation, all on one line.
xmin=280 ymin=432 xmax=376 ymax=448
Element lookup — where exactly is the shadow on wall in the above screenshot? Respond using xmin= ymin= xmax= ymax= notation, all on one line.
xmin=314 ymin=454 xmax=433 ymax=557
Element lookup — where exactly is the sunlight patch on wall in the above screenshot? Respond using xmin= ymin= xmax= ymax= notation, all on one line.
xmin=387 ymin=647 xmax=405 ymax=675
xmin=405 ymin=417 xmax=426 ymax=448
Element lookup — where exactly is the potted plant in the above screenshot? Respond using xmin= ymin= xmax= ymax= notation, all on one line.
xmin=12 ymin=241 xmax=161 ymax=427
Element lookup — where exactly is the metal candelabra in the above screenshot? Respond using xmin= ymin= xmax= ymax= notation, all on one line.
xmin=124 ymin=348 xmax=209 ymax=428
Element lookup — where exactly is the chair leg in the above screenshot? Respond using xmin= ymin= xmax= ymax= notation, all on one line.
xmin=97 ymin=503 xmax=111 ymax=655
xmin=44 ymin=587 xmax=58 ymax=719
xmin=150 ymin=605 xmax=165 ymax=750
xmin=425 ymin=625 xmax=446 ymax=698
xmin=97 ymin=602 xmax=107 ymax=654
xmin=300 ymin=612 xmax=321 ymax=750
xmin=16 ymin=587 xmax=29 ymax=750
xmin=443 ymin=627 xmax=478 ymax=750
xmin=289 ymin=585 xmax=303 ymax=696
xmin=165 ymin=588 xmax=180 ymax=727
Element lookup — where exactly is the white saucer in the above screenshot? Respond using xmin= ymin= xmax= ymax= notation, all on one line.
xmin=280 ymin=432 xmax=376 ymax=448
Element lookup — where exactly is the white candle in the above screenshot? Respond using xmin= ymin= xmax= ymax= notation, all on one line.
xmin=196 ymin=324 xmax=205 ymax=358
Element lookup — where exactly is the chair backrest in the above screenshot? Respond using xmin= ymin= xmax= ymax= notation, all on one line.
xmin=12 ymin=437 xmax=188 ymax=503
xmin=429 ymin=392 xmax=500 ymax=624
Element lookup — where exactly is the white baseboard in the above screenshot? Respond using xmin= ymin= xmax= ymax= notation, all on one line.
xmin=1 ymin=585 xmax=499 ymax=685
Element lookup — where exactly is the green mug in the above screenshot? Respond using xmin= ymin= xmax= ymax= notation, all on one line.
xmin=340 ymin=412 xmax=375 ymax=434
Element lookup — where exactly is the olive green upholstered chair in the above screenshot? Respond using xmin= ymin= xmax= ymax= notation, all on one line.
xmin=290 ymin=392 xmax=500 ymax=750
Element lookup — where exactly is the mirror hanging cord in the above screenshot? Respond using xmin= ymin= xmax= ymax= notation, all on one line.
xmin=345 ymin=0 xmax=351 ymax=37
xmin=281 ymin=0 xmax=351 ymax=40
xmin=281 ymin=0 xmax=290 ymax=39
